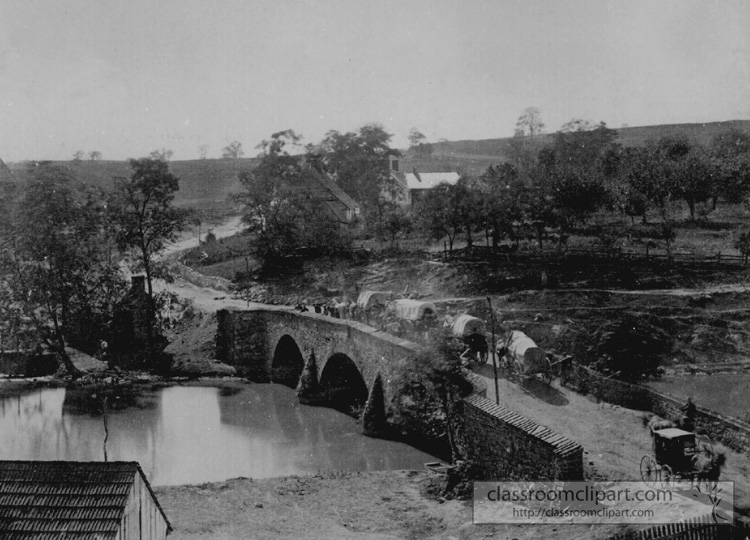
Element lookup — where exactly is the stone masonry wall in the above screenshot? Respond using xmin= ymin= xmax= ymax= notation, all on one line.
xmin=462 ymin=394 xmax=584 ymax=481
xmin=573 ymin=363 xmax=750 ymax=454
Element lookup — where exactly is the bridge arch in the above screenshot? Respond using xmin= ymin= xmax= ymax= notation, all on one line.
xmin=271 ymin=335 xmax=305 ymax=388
xmin=318 ymin=352 xmax=368 ymax=416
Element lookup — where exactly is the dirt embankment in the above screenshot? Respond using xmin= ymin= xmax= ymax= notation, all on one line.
xmin=154 ymin=470 xmax=631 ymax=540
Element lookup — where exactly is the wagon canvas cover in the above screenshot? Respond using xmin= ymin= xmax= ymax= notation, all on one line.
xmin=357 ymin=291 xmax=389 ymax=310
xmin=450 ymin=314 xmax=486 ymax=337
xmin=390 ymin=299 xmax=437 ymax=321
xmin=505 ymin=330 xmax=547 ymax=375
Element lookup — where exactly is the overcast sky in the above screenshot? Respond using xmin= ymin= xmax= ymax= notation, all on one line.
xmin=1 ymin=0 xmax=748 ymax=161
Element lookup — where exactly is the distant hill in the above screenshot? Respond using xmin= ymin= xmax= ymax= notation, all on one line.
xmin=5 ymin=120 xmax=749 ymax=208
xmin=402 ymin=119 xmax=750 ymax=176
xmin=7 ymin=158 xmax=257 ymax=210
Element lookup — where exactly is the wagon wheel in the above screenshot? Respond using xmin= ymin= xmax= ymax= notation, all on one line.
xmin=660 ymin=464 xmax=674 ymax=490
xmin=541 ymin=358 xmax=554 ymax=385
xmin=640 ymin=455 xmax=657 ymax=487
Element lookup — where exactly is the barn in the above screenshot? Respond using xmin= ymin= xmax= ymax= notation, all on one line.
xmin=0 ymin=461 xmax=172 ymax=540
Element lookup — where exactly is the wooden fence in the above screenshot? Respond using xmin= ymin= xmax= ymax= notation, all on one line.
xmin=606 ymin=517 xmax=744 ymax=540
xmin=441 ymin=245 xmax=747 ymax=267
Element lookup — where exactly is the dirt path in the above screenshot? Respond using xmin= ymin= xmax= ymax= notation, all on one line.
xmin=472 ymin=363 xmax=750 ymax=518
xmin=164 ymin=215 xmax=245 ymax=256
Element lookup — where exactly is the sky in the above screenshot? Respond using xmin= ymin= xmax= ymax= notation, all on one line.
xmin=0 ymin=0 xmax=748 ymax=162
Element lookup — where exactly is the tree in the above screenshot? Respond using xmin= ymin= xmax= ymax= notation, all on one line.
xmin=235 ymin=131 xmax=350 ymax=267
xmin=109 ymin=158 xmax=190 ymax=303
xmin=515 ymin=107 xmax=545 ymax=139
xmin=710 ymin=129 xmax=750 ymax=204
xmin=549 ymin=168 xmax=608 ymax=233
xmin=408 ymin=128 xmax=433 ymax=157
xmin=373 ymin=199 xmax=413 ymax=248
xmin=477 ymin=163 xmax=525 ymax=247
xmin=585 ymin=314 xmax=672 ymax=382
xmin=222 ymin=140 xmax=244 ymax=159
xmin=390 ymin=337 xmax=473 ymax=462
xmin=149 ymin=148 xmax=173 ymax=162
xmin=89 ymin=151 xmax=102 ymax=161
xmin=734 ymin=228 xmax=750 ymax=264
xmin=0 ymin=164 xmax=126 ymax=374
xmin=72 ymin=151 xmax=84 ymax=162
xmin=553 ymin=120 xmax=618 ymax=171
xmin=416 ymin=183 xmax=465 ymax=252
xmin=315 ymin=124 xmax=399 ymax=224
xmin=408 ymin=128 xmax=427 ymax=147
xmin=198 ymin=145 xmax=209 ymax=160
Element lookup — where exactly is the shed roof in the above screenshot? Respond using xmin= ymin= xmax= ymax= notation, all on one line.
xmin=0 ymin=461 xmax=172 ymax=539
xmin=403 ymin=172 xmax=459 ymax=190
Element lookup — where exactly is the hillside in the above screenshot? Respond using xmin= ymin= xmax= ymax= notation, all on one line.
xmin=5 ymin=120 xmax=750 ymax=207
xmin=404 ymin=119 xmax=750 ymax=176
xmin=7 ymin=158 xmax=257 ymax=211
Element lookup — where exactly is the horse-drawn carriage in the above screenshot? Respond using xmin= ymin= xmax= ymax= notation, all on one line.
xmin=640 ymin=427 xmax=718 ymax=490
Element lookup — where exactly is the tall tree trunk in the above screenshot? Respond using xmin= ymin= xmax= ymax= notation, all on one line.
xmin=140 ymin=245 xmax=156 ymax=366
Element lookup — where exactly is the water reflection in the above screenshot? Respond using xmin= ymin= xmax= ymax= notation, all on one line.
xmin=0 ymin=385 xmax=435 ymax=486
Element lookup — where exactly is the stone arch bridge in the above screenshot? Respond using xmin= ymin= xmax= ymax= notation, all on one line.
xmin=216 ymin=307 xmax=423 ymax=431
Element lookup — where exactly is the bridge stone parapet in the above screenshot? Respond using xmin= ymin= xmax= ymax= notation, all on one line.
xmin=216 ymin=307 xmax=420 ymax=406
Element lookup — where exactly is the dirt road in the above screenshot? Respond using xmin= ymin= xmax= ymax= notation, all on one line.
xmin=472 ymin=363 xmax=750 ymax=517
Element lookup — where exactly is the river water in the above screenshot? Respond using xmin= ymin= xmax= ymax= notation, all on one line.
xmin=0 ymin=384 xmax=436 ymax=486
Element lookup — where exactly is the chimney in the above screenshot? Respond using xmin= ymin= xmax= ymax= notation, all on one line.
xmin=131 ymin=275 xmax=146 ymax=291
xmin=388 ymin=155 xmax=399 ymax=172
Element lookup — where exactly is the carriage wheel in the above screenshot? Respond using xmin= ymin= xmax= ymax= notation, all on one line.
xmin=698 ymin=475 xmax=718 ymax=493
xmin=640 ymin=456 xmax=657 ymax=487
xmin=660 ymin=464 xmax=674 ymax=490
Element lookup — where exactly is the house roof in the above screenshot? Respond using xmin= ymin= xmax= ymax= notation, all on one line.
xmin=403 ymin=172 xmax=460 ymax=190
xmin=0 ymin=461 xmax=172 ymax=539
xmin=311 ymin=171 xmax=360 ymax=213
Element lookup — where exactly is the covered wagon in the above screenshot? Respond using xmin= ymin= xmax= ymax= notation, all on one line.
xmin=389 ymin=299 xmax=438 ymax=321
xmin=451 ymin=314 xmax=489 ymax=366
xmin=357 ymin=290 xmax=390 ymax=311
xmin=498 ymin=330 xmax=553 ymax=384
xmin=449 ymin=314 xmax=486 ymax=338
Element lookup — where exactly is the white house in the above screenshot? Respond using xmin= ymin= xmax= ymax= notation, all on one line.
xmin=387 ymin=155 xmax=460 ymax=206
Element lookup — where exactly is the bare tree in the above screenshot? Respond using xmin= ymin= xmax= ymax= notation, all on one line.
xmin=515 ymin=107 xmax=545 ymax=139
xmin=149 ymin=148 xmax=173 ymax=161
xmin=222 ymin=140 xmax=244 ymax=159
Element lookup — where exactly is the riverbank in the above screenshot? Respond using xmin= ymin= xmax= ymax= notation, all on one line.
xmin=153 ymin=470 xmax=629 ymax=540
